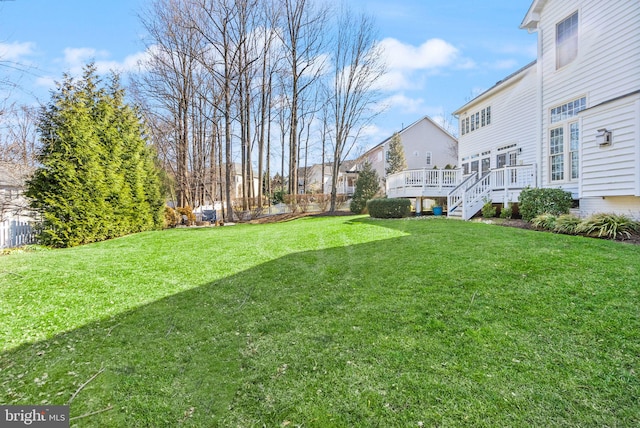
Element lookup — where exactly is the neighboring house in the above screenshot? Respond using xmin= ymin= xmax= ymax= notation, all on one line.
xmin=297 ymin=160 xmax=357 ymax=196
xmin=387 ymin=0 xmax=640 ymax=220
xmin=355 ymin=116 xmax=458 ymax=187
xmin=0 ymin=161 xmax=37 ymax=249
xmin=0 ymin=161 xmax=34 ymax=221
xmin=197 ymin=163 xmax=259 ymax=205
xmin=298 ymin=163 xmax=331 ymax=194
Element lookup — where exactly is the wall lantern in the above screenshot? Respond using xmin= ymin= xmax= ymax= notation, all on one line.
xmin=596 ymin=128 xmax=612 ymax=147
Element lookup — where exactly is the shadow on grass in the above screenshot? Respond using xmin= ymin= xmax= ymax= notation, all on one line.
xmin=1 ymin=218 xmax=639 ymax=426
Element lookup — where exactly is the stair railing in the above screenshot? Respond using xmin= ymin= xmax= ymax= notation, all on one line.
xmin=447 ymin=172 xmax=478 ymax=216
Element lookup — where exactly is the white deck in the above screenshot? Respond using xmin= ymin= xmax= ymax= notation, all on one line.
xmin=386 ymin=165 xmax=537 ymax=219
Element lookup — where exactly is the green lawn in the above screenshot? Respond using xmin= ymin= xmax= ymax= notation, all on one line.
xmin=1 ymin=216 xmax=638 ymax=426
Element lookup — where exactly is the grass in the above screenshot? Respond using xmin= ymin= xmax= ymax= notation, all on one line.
xmin=1 ymin=216 xmax=639 ymax=426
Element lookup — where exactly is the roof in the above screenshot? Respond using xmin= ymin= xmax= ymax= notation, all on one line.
xmin=453 ymin=60 xmax=537 ymax=116
xmin=520 ymin=0 xmax=547 ymax=31
xmin=361 ymin=115 xmax=457 ymax=158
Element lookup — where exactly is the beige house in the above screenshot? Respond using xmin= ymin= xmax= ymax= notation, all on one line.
xmin=354 ymin=116 xmax=458 ymax=187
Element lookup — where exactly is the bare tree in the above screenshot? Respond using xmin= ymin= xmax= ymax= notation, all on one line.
xmin=280 ymin=0 xmax=329 ymax=196
xmin=138 ymin=0 xmax=204 ymax=208
xmin=0 ymin=104 xmax=38 ymax=166
xmin=327 ymin=7 xmax=385 ymax=211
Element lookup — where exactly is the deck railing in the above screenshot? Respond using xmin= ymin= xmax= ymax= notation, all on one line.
xmin=386 ymin=169 xmax=462 ymax=198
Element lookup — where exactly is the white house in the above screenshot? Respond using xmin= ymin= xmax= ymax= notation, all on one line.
xmin=416 ymin=0 xmax=640 ymax=220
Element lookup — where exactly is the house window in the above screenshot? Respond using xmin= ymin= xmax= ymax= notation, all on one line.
xmin=465 ymin=117 xmax=470 ymax=134
xmin=481 ymin=157 xmax=490 ymax=174
xmin=551 ymin=97 xmax=586 ymax=123
xmin=471 ymin=116 xmax=475 ymax=131
xmin=550 ymin=127 xmax=564 ymax=181
xmin=425 ymin=151 xmax=432 ymax=166
xmin=460 ymin=118 xmax=466 ymax=135
xmin=481 ymin=109 xmax=486 ymax=127
xmin=475 ymin=112 xmax=480 ymax=130
xmin=556 ymin=11 xmax=578 ymax=69
xmin=470 ymin=160 xmax=479 ymax=174
xmin=485 ymin=107 xmax=491 ymax=125
xmin=462 ymin=163 xmax=469 ymax=174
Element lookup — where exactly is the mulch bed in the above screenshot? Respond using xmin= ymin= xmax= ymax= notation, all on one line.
xmin=494 ymin=218 xmax=640 ymax=245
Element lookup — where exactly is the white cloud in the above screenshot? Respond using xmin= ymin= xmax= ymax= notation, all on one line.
xmin=0 ymin=41 xmax=36 ymax=61
xmin=58 ymin=47 xmax=150 ymax=75
xmin=376 ymin=37 xmax=475 ymax=91
xmin=379 ymin=93 xmax=426 ymax=114
xmin=379 ymin=37 xmax=459 ymax=71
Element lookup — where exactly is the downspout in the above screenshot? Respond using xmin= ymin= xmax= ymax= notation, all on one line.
xmin=534 ymin=27 xmax=544 ymax=188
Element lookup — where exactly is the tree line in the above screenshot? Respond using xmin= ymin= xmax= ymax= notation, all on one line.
xmin=134 ymin=0 xmax=385 ymax=220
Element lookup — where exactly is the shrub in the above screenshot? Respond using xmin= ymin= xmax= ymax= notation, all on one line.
xmin=499 ymin=204 xmax=513 ymax=219
xmin=164 ymin=206 xmax=180 ymax=228
xmin=481 ymin=199 xmax=496 ymax=218
xmin=177 ymin=206 xmax=196 ymax=226
xmin=576 ymin=213 xmax=640 ymax=240
xmin=531 ymin=213 xmax=557 ymax=230
xmin=519 ymin=187 xmax=573 ymax=222
xmin=554 ymin=214 xmax=582 ymax=235
xmin=272 ymin=189 xmax=286 ymax=205
xmin=350 ymin=162 xmax=381 ymax=214
xmin=367 ymin=198 xmax=411 ymax=219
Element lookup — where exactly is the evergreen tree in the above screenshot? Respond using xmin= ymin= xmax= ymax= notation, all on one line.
xmin=26 ymin=64 xmax=164 ymax=247
xmin=350 ymin=162 xmax=380 ymax=214
xmin=385 ymin=132 xmax=407 ymax=175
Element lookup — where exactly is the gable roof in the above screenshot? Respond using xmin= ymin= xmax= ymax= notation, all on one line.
xmin=362 ymin=115 xmax=456 ymax=158
xmin=520 ymin=0 xmax=548 ymax=31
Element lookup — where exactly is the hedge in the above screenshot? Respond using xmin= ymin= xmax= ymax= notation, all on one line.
xmin=367 ymin=198 xmax=412 ymax=218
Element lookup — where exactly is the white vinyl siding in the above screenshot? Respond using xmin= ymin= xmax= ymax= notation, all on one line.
xmin=539 ymin=0 xmax=640 ymax=194
xmin=580 ymin=94 xmax=640 ymax=198
xmin=457 ymin=65 xmax=536 ymax=173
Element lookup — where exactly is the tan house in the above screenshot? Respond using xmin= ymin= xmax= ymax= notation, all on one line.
xmin=354 ymin=115 xmax=458 ymax=187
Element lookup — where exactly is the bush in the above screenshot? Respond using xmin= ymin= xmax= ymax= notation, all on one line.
xmin=531 ymin=213 xmax=557 ymax=230
xmin=350 ymin=161 xmax=381 ymax=214
xmin=164 ymin=206 xmax=180 ymax=228
xmin=554 ymin=214 xmax=582 ymax=235
xmin=367 ymin=198 xmax=411 ymax=219
xmin=481 ymin=199 xmax=497 ymax=218
xmin=519 ymin=187 xmax=573 ymax=222
xmin=177 ymin=206 xmax=196 ymax=226
xmin=499 ymin=204 xmax=514 ymax=219
xmin=576 ymin=213 xmax=640 ymax=240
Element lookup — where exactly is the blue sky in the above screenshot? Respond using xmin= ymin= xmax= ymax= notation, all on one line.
xmin=0 ymin=0 xmax=537 ymax=153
